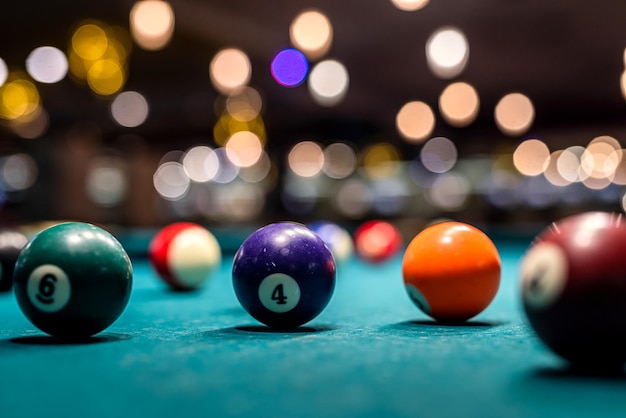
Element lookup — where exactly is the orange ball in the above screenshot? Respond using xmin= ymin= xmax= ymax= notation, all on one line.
xmin=402 ymin=221 xmax=501 ymax=322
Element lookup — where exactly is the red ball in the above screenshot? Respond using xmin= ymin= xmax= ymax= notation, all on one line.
xmin=520 ymin=212 xmax=626 ymax=368
xmin=149 ymin=223 xmax=221 ymax=291
xmin=353 ymin=220 xmax=402 ymax=263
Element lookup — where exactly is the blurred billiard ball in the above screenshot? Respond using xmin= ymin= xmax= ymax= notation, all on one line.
xmin=13 ymin=222 xmax=133 ymax=339
xmin=402 ymin=221 xmax=501 ymax=322
xmin=308 ymin=221 xmax=353 ymax=263
xmin=149 ymin=222 xmax=221 ymax=291
xmin=353 ymin=220 xmax=402 ymax=263
xmin=0 ymin=228 xmax=28 ymax=292
xmin=520 ymin=212 xmax=626 ymax=368
xmin=232 ymin=222 xmax=336 ymax=328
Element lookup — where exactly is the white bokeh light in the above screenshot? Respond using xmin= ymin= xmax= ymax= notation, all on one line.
xmin=26 ymin=47 xmax=68 ymax=83
xmin=111 ymin=91 xmax=149 ymax=127
xmin=308 ymin=59 xmax=349 ymax=106
xmin=0 ymin=58 xmax=8 ymax=86
xmin=426 ymin=27 xmax=469 ymax=79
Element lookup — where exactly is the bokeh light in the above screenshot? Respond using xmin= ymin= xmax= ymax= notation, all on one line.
xmin=288 ymin=141 xmax=324 ymax=177
xmin=426 ymin=172 xmax=470 ymax=210
xmin=556 ymin=146 xmax=586 ymax=183
xmin=215 ymin=182 xmax=265 ymax=221
xmin=362 ymin=143 xmax=401 ymax=179
xmin=182 ymin=146 xmax=219 ymax=183
xmin=211 ymin=148 xmax=240 ymax=184
xmin=0 ymin=153 xmax=38 ymax=192
xmin=68 ymin=22 xmax=131 ymax=97
xmin=10 ymin=106 xmax=49 ymax=139
xmin=391 ymin=0 xmax=429 ymax=11
xmin=420 ymin=137 xmax=458 ymax=173
xmin=438 ymin=82 xmax=479 ymax=127
xmin=308 ymin=59 xmax=349 ymax=106
xmin=323 ymin=142 xmax=357 ymax=179
xmin=290 ymin=10 xmax=333 ymax=60
xmin=396 ymin=101 xmax=435 ymax=143
xmin=87 ymin=59 xmax=125 ymax=95
xmin=426 ymin=27 xmax=469 ymax=79
xmin=130 ymin=0 xmax=175 ymax=51
xmin=271 ymin=48 xmax=308 ymax=87
xmin=72 ymin=23 xmax=108 ymax=61
xmin=226 ymin=87 xmax=262 ymax=122
xmin=0 ymin=78 xmax=40 ymax=120
xmin=495 ymin=93 xmax=535 ymax=136
xmin=0 ymin=58 xmax=7 ymax=86
xmin=225 ymin=131 xmax=263 ymax=167
xmin=580 ymin=135 xmax=622 ymax=180
xmin=239 ymin=151 xmax=272 ymax=183
xmin=213 ymin=111 xmax=266 ymax=147
xmin=85 ymin=156 xmax=127 ymax=207
xmin=111 ymin=91 xmax=149 ymax=127
xmin=543 ymin=150 xmax=571 ymax=187
xmin=332 ymin=179 xmax=373 ymax=218
xmin=153 ymin=161 xmax=190 ymax=200
xmin=210 ymin=48 xmax=251 ymax=95
xmin=513 ymin=139 xmax=550 ymax=176
xmin=26 ymin=47 xmax=68 ymax=84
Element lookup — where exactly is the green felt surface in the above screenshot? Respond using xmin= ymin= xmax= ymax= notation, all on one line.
xmin=2 ymin=241 xmax=626 ymax=418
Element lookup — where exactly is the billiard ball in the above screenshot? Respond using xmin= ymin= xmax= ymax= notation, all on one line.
xmin=0 ymin=228 xmax=28 ymax=292
xmin=353 ymin=220 xmax=402 ymax=263
xmin=149 ymin=222 xmax=221 ymax=291
xmin=13 ymin=222 xmax=133 ymax=339
xmin=308 ymin=221 xmax=353 ymax=263
xmin=520 ymin=212 xmax=626 ymax=368
xmin=232 ymin=222 xmax=336 ymax=328
xmin=402 ymin=221 xmax=501 ymax=322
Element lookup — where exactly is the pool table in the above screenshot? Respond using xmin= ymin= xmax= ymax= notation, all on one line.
xmin=1 ymin=231 xmax=625 ymax=418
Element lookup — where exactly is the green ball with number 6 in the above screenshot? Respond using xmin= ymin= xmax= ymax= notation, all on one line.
xmin=13 ymin=222 xmax=133 ymax=339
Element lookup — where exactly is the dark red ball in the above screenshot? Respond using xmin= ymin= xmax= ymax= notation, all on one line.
xmin=520 ymin=212 xmax=626 ymax=368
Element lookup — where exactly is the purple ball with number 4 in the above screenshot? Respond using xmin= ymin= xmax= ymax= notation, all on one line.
xmin=232 ymin=222 xmax=336 ymax=328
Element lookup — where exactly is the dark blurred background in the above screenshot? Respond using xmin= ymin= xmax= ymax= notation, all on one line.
xmin=1 ymin=0 xmax=626 ymax=232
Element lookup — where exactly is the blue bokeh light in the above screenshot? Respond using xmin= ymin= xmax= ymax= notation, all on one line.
xmin=271 ymin=49 xmax=308 ymax=87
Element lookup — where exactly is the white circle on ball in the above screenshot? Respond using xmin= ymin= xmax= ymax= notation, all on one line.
xmin=258 ymin=273 xmax=301 ymax=313
xmin=520 ymin=242 xmax=567 ymax=310
xmin=26 ymin=264 xmax=71 ymax=313
xmin=169 ymin=227 xmax=221 ymax=288
xmin=405 ymin=284 xmax=431 ymax=314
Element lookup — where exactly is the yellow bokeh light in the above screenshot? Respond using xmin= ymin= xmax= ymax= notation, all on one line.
xmin=226 ymin=87 xmax=262 ymax=122
xmin=72 ymin=23 xmax=109 ymax=61
xmin=362 ymin=143 xmax=401 ymax=179
xmin=87 ymin=59 xmax=125 ymax=95
xmin=214 ymin=112 xmax=266 ymax=147
xmin=0 ymin=78 xmax=40 ymax=120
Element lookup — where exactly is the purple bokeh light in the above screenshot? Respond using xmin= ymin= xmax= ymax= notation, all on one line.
xmin=271 ymin=49 xmax=308 ymax=87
